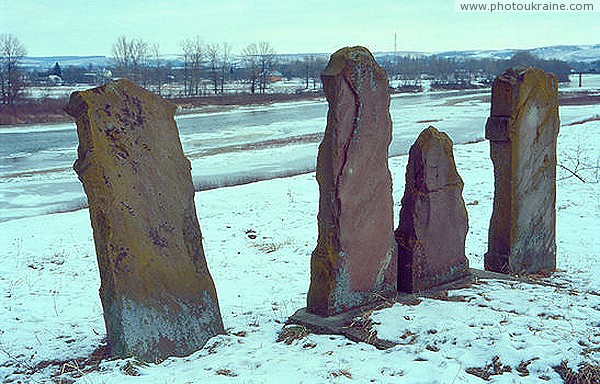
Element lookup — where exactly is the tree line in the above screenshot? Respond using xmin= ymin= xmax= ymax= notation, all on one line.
xmin=1 ymin=33 xmax=587 ymax=107
xmin=111 ymin=36 xmax=281 ymax=97
xmin=110 ymin=35 xmax=327 ymax=97
xmin=381 ymin=51 xmax=573 ymax=83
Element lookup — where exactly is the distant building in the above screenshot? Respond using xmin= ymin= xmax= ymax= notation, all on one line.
xmin=47 ymin=74 xmax=63 ymax=85
xmin=269 ymin=70 xmax=283 ymax=82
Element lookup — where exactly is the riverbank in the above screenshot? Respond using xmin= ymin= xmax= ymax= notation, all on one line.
xmin=2 ymin=86 xmax=600 ymax=126
xmin=0 ymin=90 xmax=325 ymax=126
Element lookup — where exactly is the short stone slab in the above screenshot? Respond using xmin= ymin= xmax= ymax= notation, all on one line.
xmin=395 ymin=126 xmax=469 ymax=292
xmin=65 ymin=79 xmax=224 ymax=361
xmin=307 ymin=46 xmax=397 ymax=316
xmin=485 ymin=67 xmax=559 ymax=275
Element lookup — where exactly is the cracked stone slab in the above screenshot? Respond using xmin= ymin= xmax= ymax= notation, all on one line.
xmin=307 ymin=46 xmax=397 ymax=316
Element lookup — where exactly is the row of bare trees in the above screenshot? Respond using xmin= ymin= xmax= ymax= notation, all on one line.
xmin=180 ymin=37 xmax=235 ymax=96
xmin=111 ymin=36 xmax=163 ymax=92
xmin=180 ymin=37 xmax=277 ymax=96
xmin=0 ymin=32 xmax=307 ymax=105
xmin=0 ymin=34 xmax=27 ymax=105
xmin=242 ymin=42 xmax=276 ymax=94
xmin=111 ymin=35 xmax=279 ymax=96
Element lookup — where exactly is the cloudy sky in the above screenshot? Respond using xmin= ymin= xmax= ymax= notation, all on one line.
xmin=1 ymin=0 xmax=598 ymax=57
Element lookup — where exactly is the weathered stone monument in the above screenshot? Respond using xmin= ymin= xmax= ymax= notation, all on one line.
xmin=65 ymin=79 xmax=224 ymax=361
xmin=485 ymin=67 xmax=559 ymax=275
xmin=395 ymin=126 xmax=469 ymax=292
xmin=307 ymin=46 xmax=397 ymax=316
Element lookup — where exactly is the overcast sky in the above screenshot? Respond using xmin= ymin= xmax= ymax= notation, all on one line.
xmin=1 ymin=0 xmax=598 ymax=57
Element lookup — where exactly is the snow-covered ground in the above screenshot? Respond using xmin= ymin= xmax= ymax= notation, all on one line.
xmin=0 ymin=99 xmax=599 ymax=382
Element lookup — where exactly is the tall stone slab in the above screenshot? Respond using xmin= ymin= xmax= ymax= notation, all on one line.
xmin=395 ymin=126 xmax=469 ymax=292
xmin=65 ymin=79 xmax=224 ymax=361
xmin=307 ymin=47 xmax=397 ymax=316
xmin=485 ymin=67 xmax=559 ymax=275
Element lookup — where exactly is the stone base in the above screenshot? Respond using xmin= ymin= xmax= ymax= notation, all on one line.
xmin=289 ymin=272 xmax=476 ymax=350
xmin=288 ymin=268 xmax=563 ymax=349
xmin=399 ymin=259 xmax=470 ymax=293
xmin=485 ymin=250 xmax=556 ymax=276
xmin=288 ymin=303 xmax=398 ymax=350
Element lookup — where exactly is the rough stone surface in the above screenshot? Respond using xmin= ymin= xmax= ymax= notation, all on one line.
xmin=65 ymin=79 xmax=224 ymax=361
xmin=484 ymin=67 xmax=559 ymax=275
xmin=307 ymin=47 xmax=397 ymax=316
xmin=395 ymin=126 xmax=469 ymax=292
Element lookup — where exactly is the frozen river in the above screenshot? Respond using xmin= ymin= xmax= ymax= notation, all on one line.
xmin=1 ymin=89 xmax=493 ymax=223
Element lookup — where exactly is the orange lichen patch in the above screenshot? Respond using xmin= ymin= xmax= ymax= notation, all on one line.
xmin=307 ymin=231 xmax=342 ymax=315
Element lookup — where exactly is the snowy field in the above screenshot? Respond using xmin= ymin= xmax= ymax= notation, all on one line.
xmin=0 ymin=98 xmax=599 ymax=382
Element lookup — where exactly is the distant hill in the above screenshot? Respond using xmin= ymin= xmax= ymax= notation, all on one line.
xmin=21 ymin=44 xmax=600 ymax=70
xmin=436 ymin=44 xmax=600 ymax=63
xmin=22 ymin=56 xmax=112 ymax=69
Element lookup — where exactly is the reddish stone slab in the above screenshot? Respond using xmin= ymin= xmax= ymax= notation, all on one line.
xmin=396 ymin=126 xmax=469 ymax=292
xmin=307 ymin=47 xmax=397 ymax=316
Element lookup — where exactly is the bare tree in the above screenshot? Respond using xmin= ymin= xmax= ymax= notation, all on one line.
xmin=242 ymin=43 xmax=259 ymax=94
xmin=180 ymin=39 xmax=194 ymax=96
xmin=112 ymin=35 xmax=132 ymax=79
xmin=0 ymin=34 xmax=27 ymax=105
xmin=181 ymin=36 xmax=204 ymax=96
xmin=191 ymin=37 xmax=204 ymax=96
xmin=220 ymin=42 xmax=232 ymax=93
xmin=257 ymin=42 xmax=276 ymax=94
xmin=206 ymin=43 xmax=220 ymax=94
xmin=129 ymin=38 xmax=149 ymax=85
xmin=151 ymin=43 xmax=162 ymax=95
xmin=301 ymin=55 xmax=325 ymax=90
xmin=111 ymin=36 xmax=149 ymax=84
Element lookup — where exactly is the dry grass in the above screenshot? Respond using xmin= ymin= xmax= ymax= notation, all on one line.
xmin=0 ymin=91 xmax=324 ymax=126
xmin=0 ymin=98 xmax=70 ymax=125
xmin=329 ymin=369 xmax=352 ymax=379
xmin=559 ymin=93 xmax=600 ymax=107
xmin=215 ymin=368 xmax=238 ymax=377
xmin=172 ymin=91 xmax=323 ymax=111
xmin=554 ymin=361 xmax=600 ymax=384
xmin=465 ymin=356 xmax=512 ymax=381
xmin=277 ymin=325 xmax=310 ymax=345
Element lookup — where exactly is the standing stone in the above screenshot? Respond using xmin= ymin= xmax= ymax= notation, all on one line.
xmin=485 ymin=67 xmax=559 ymax=275
xmin=65 ymin=79 xmax=224 ymax=361
xmin=307 ymin=47 xmax=397 ymax=316
xmin=395 ymin=127 xmax=469 ymax=292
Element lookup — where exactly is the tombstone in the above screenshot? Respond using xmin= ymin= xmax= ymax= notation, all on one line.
xmin=395 ymin=126 xmax=469 ymax=292
xmin=307 ymin=46 xmax=397 ymax=316
xmin=65 ymin=79 xmax=224 ymax=361
xmin=485 ymin=67 xmax=559 ymax=275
